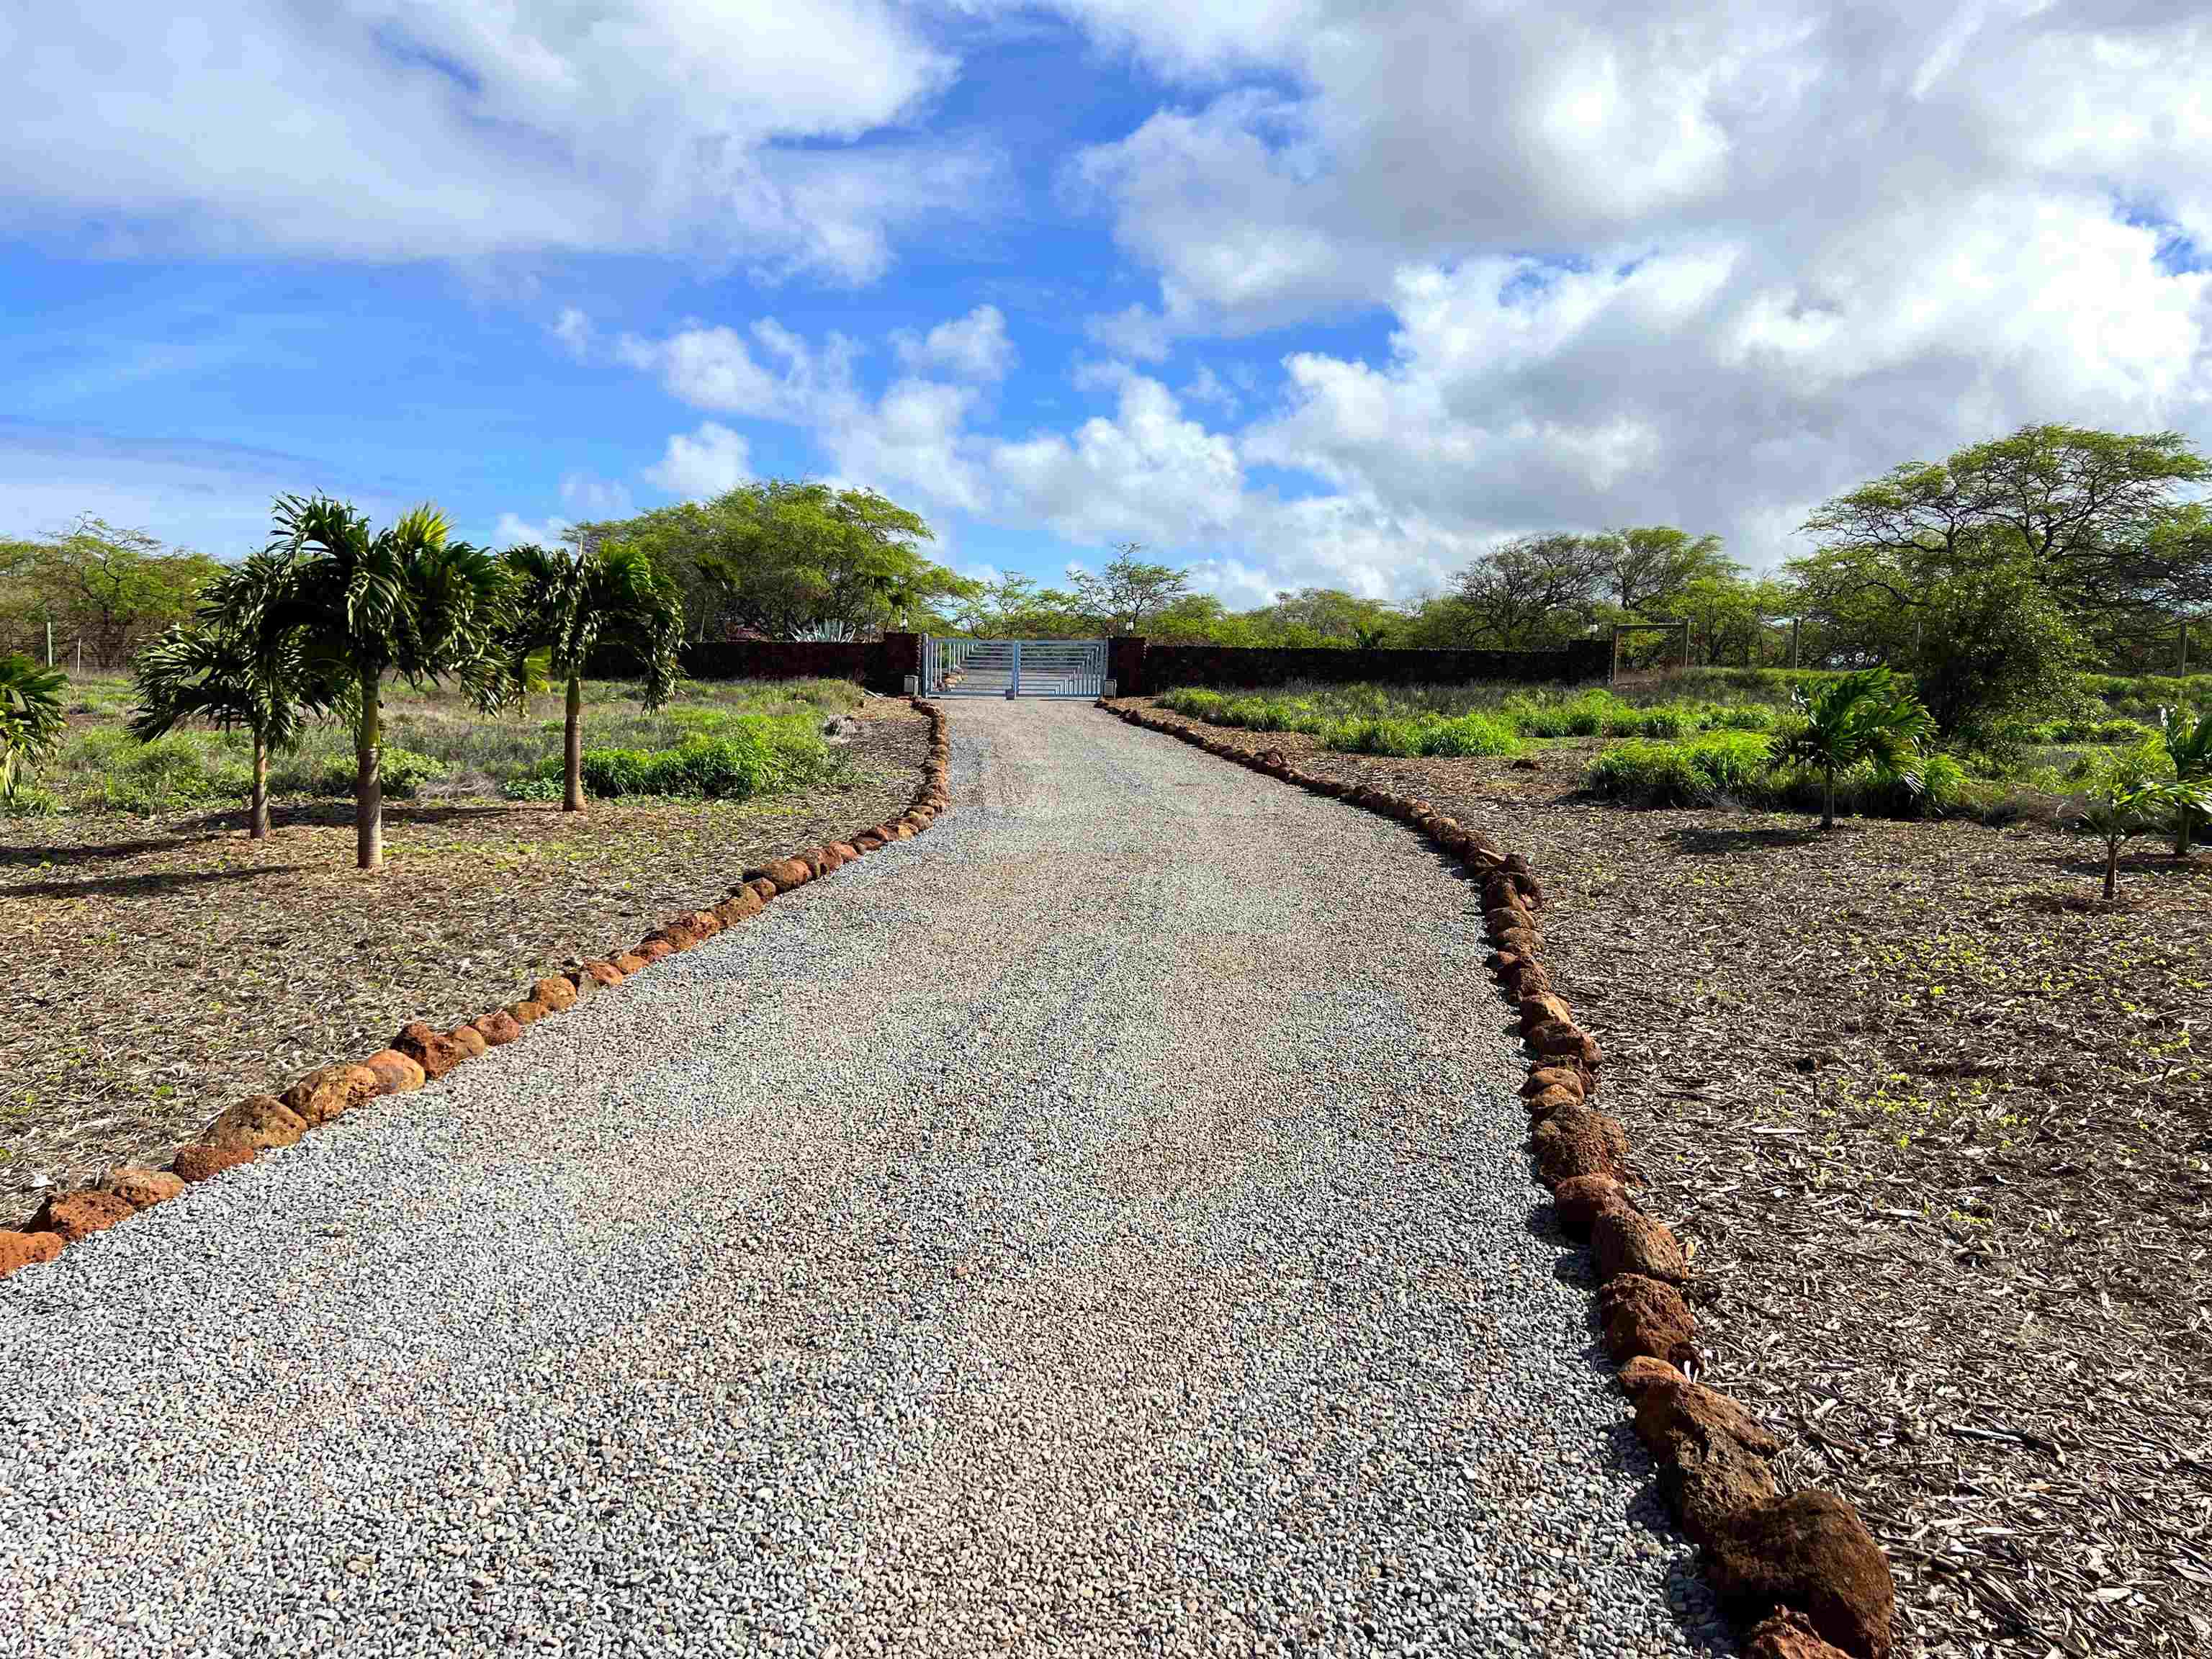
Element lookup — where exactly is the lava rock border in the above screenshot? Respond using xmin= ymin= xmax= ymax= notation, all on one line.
xmin=0 ymin=698 xmax=953 ymax=1277
xmin=1104 ymin=698 xmax=1898 ymax=1659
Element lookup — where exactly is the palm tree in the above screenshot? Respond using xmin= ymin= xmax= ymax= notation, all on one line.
xmin=2072 ymin=765 xmax=2209 ymax=899
xmin=269 ymin=495 xmax=513 ymax=871
xmin=2158 ymin=704 xmax=2212 ymax=858
xmin=500 ymin=541 xmax=681 ymax=812
xmin=130 ymin=554 xmax=346 ymax=840
xmin=0 ymin=652 xmax=67 ymax=804
xmin=1771 ymin=665 xmax=1937 ymax=830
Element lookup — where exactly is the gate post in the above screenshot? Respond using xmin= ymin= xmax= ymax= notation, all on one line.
xmin=1107 ymin=635 xmax=1147 ymax=696
xmin=878 ymin=631 xmax=922 ymax=695
xmin=1008 ymin=639 xmax=1020 ymax=698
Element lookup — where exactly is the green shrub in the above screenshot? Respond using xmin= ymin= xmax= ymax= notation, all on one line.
xmin=1583 ymin=732 xmax=1776 ymax=806
xmin=1416 ymin=712 xmax=1523 ymax=757
xmin=570 ymin=717 xmax=837 ymax=800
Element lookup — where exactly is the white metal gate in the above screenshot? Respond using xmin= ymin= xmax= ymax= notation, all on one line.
xmin=923 ymin=637 xmax=1106 ymax=698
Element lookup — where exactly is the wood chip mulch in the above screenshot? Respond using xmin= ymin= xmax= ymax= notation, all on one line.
xmin=2 ymin=702 xmax=931 ymax=1223
xmin=1128 ymin=698 xmax=2212 ymax=1659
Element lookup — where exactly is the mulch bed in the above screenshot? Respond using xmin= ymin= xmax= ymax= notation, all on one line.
xmin=1 ymin=701 xmax=931 ymax=1223
xmin=1125 ymin=698 xmax=2212 ymax=1659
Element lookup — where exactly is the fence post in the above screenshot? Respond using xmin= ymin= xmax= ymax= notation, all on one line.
xmin=1789 ymin=616 xmax=1801 ymax=670
xmin=46 ymin=620 xmax=54 ymax=667
xmin=1681 ymin=621 xmax=1692 ymax=672
xmin=2181 ymin=622 xmax=2190 ymax=674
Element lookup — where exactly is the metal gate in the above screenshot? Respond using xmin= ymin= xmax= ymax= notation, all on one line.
xmin=922 ymin=637 xmax=1106 ymax=698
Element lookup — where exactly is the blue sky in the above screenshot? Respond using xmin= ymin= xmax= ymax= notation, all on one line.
xmin=3 ymin=3 xmax=2208 ymax=606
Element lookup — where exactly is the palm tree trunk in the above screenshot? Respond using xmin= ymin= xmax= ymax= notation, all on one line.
xmin=564 ymin=673 xmax=585 ymax=813
xmin=2104 ymin=838 xmax=2120 ymax=900
xmin=1822 ymin=765 xmax=1837 ymax=831
xmin=356 ymin=666 xmax=383 ymax=872
xmin=2178 ymin=811 xmax=2198 ymax=860
xmin=251 ymin=731 xmax=269 ymax=841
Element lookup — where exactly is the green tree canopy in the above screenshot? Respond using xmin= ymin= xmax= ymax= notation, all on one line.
xmin=586 ymin=481 xmax=966 ymax=642
xmin=0 ymin=516 xmax=221 ymax=666
xmin=1068 ymin=544 xmax=1190 ymax=634
xmin=1591 ymin=526 xmax=1737 ymax=614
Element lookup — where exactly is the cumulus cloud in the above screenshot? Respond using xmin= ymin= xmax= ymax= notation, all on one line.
xmin=992 ymin=374 xmax=1244 ymax=547
xmin=893 ymin=305 xmax=1016 ymax=382
xmin=493 ymin=511 xmax=570 ymax=548
xmin=0 ymin=2 xmax=994 ymax=280
xmin=645 ymin=424 xmax=752 ymax=499
xmin=1038 ymin=0 xmax=2212 ymax=577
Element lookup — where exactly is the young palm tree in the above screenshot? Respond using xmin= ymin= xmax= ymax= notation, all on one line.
xmin=0 ymin=652 xmax=67 ymax=804
xmin=130 ymin=554 xmax=331 ymax=839
xmin=1770 ymin=665 xmax=1938 ymax=830
xmin=2158 ymin=704 xmax=2212 ymax=858
xmin=500 ymin=541 xmax=681 ymax=812
xmin=2072 ymin=765 xmax=2209 ymax=899
xmin=269 ymin=495 xmax=513 ymax=871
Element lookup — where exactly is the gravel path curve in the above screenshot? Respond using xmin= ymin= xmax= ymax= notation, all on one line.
xmin=1 ymin=700 xmax=1725 ymax=1658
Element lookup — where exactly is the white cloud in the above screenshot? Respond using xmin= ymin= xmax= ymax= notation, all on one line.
xmin=644 ymin=423 xmax=753 ymax=499
xmin=893 ymin=305 xmax=1016 ymax=382
xmin=551 ymin=308 xmax=593 ymax=360
xmin=493 ymin=512 xmax=570 ymax=548
xmin=0 ymin=3 xmax=993 ymax=281
xmin=559 ymin=471 xmax=633 ymax=518
xmin=992 ymin=374 xmax=1244 ymax=547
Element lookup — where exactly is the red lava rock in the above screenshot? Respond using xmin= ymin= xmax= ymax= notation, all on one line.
xmin=1706 ymin=1492 xmax=1897 ymax=1659
xmin=1497 ymin=925 xmax=1543 ymax=960
xmin=28 ymin=1190 xmax=135 ymax=1243
xmin=282 ymin=1063 xmax=382 ymax=1127
xmin=202 ymin=1094 xmax=308 ymax=1152
xmin=1526 ymin=1020 xmax=1603 ymax=1071
xmin=99 ymin=1166 xmax=186 ymax=1210
xmin=1745 ymin=1609 xmax=1858 ymax=1659
xmin=1485 ymin=904 xmax=1532 ymax=938
xmin=532 ymin=976 xmax=580 ymax=1012
xmin=509 ymin=999 xmax=550 ymax=1026
xmin=1532 ymin=1105 xmax=1630 ymax=1188
xmin=680 ymin=908 xmax=724 ymax=937
xmin=1519 ymin=992 xmax=1575 ymax=1033
xmin=448 ymin=1023 xmax=490 ymax=1059
xmin=583 ymin=960 xmax=626 ymax=988
xmin=473 ymin=1009 xmax=525 ymax=1046
xmin=1524 ymin=1083 xmax=1584 ymax=1120
xmin=1521 ymin=1066 xmax=1586 ymax=1105
xmin=745 ymin=877 xmax=780 ymax=902
xmin=831 ymin=842 xmax=860 ymax=861
xmin=1596 ymin=1272 xmax=1697 ymax=1364
xmin=364 ymin=1049 xmax=428 ymax=1094
xmin=1551 ymin=1173 xmax=1629 ymax=1238
xmin=712 ymin=894 xmax=761 ymax=930
xmin=173 ymin=1142 xmax=257 ymax=1184
xmin=394 ymin=1020 xmax=467 ymax=1080
xmin=634 ymin=939 xmax=675 ymax=965
xmin=766 ymin=857 xmax=814 ymax=888
xmin=0 ymin=1229 xmax=66 ymax=1278
xmin=642 ymin=922 xmax=698 ymax=953
xmin=1632 ymin=1369 xmax=1784 ymax=1545
xmin=855 ymin=832 xmax=886 ymax=851
xmin=1592 ymin=1205 xmax=1690 ymax=1285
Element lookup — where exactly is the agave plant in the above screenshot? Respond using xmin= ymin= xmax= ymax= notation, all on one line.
xmin=1770 ymin=665 xmax=1938 ymax=830
xmin=269 ymin=495 xmax=515 ymax=870
xmin=0 ymin=652 xmax=68 ymax=805
xmin=2157 ymin=704 xmax=2212 ymax=858
xmin=501 ymin=541 xmax=681 ymax=812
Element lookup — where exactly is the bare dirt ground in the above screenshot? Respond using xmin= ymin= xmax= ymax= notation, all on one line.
xmin=1 ymin=702 xmax=929 ymax=1223
xmin=1123 ymin=697 xmax=2212 ymax=1659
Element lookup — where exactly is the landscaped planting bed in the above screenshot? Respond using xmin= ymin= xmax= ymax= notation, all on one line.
xmin=1121 ymin=694 xmax=2212 ymax=1659
xmin=1 ymin=692 xmax=932 ymax=1220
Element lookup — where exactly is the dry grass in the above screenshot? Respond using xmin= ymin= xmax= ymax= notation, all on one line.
xmin=2 ymin=701 xmax=930 ymax=1221
xmin=1128 ymin=696 xmax=2212 ymax=1659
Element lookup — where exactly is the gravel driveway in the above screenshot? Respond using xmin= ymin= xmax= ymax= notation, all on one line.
xmin=1 ymin=700 xmax=1724 ymax=1658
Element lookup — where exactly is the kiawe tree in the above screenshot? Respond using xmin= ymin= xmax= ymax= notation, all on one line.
xmin=501 ymin=541 xmax=682 ymax=813
xmin=1069 ymin=544 xmax=1190 ymax=635
xmin=269 ymin=495 xmax=513 ymax=871
xmin=129 ymin=551 xmax=346 ymax=840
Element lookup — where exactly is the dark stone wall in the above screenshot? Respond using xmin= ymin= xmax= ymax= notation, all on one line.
xmin=583 ymin=633 xmax=921 ymax=693
xmin=1127 ymin=639 xmax=1610 ymax=695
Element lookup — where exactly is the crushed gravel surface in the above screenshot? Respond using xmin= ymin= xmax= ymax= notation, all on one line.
xmin=1 ymin=700 xmax=1724 ymax=1658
